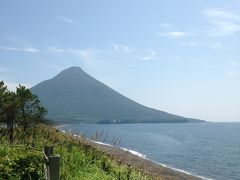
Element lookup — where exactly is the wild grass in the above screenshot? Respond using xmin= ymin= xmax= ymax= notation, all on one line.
xmin=0 ymin=124 xmax=151 ymax=180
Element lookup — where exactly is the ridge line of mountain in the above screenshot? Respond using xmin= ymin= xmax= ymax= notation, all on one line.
xmin=31 ymin=66 xmax=205 ymax=123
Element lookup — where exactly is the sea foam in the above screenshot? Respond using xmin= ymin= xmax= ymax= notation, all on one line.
xmin=58 ymin=127 xmax=212 ymax=180
xmin=121 ymin=148 xmax=146 ymax=158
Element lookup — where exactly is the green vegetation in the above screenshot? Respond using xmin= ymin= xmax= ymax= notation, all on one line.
xmin=0 ymin=81 xmax=47 ymax=145
xmin=0 ymin=80 xmax=150 ymax=180
xmin=0 ymin=145 xmax=44 ymax=179
xmin=0 ymin=125 xmax=150 ymax=180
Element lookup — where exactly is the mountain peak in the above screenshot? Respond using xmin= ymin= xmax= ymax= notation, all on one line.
xmin=61 ymin=66 xmax=84 ymax=74
xmin=66 ymin=66 xmax=83 ymax=71
xmin=54 ymin=66 xmax=86 ymax=79
xmin=31 ymin=67 xmax=204 ymax=123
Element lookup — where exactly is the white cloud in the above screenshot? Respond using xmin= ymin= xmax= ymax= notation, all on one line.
xmin=0 ymin=47 xmax=19 ymax=51
xmin=77 ymin=50 xmax=93 ymax=60
xmin=23 ymin=47 xmax=40 ymax=53
xmin=168 ymin=31 xmax=186 ymax=37
xmin=56 ymin=16 xmax=76 ymax=24
xmin=210 ymin=42 xmax=222 ymax=49
xmin=168 ymin=56 xmax=181 ymax=60
xmin=179 ymin=41 xmax=199 ymax=47
xmin=48 ymin=46 xmax=94 ymax=60
xmin=48 ymin=46 xmax=66 ymax=53
xmin=225 ymin=61 xmax=240 ymax=77
xmin=231 ymin=61 xmax=240 ymax=67
xmin=179 ymin=41 xmax=223 ymax=50
xmin=203 ymin=8 xmax=240 ymax=21
xmin=202 ymin=8 xmax=240 ymax=36
xmin=48 ymin=45 xmax=161 ymax=63
xmin=48 ymin=44 xmax=136 ymax=62
xmin=157 ymin=31 xmax=187 ymax=39
xmin=160 ymin=23 xmax=172 ymax=28
xmin=111 ymin=44 xmax=134 ymax=54
xmin=226 ymin=70 xmax=238 ymax=77
xmin=157 ymin=8 xmax=240 ymax=39
xmin=140 ymin=50 xmax=157 ymax=60
xmin=0 ymin=46 xmax=40 ymax=53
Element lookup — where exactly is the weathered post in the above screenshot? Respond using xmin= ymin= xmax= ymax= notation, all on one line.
xmin=49 ymin=154 xmax=61 ymax=180
xmin=43 ymin=146 xmax=60 ymax=180
xmin=44 ymin=146 xmax=53 ymax=157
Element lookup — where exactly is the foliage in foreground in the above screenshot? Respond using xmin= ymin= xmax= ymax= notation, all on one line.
xmin=0 ymin=80 xmax=150 ymax=179
xmin=0 ymin=125 xmax=150 ymax=180
xmin=0 ymin=145 xmax=44 ymax=180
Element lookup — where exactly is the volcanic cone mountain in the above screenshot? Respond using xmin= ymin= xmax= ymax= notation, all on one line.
xmin=31 ymin=67 xmax=203 ymax=123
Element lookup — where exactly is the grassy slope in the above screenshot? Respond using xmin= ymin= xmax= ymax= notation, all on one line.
xmin=0 ymin=124 xmax=150 ymax=180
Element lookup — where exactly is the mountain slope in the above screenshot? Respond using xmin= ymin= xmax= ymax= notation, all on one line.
xmin=31 ymin=67 xmax=203 ymax=123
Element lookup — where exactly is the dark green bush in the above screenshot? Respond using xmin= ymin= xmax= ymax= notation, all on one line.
xmin=0 ymin=146 xmax=44 ymax=180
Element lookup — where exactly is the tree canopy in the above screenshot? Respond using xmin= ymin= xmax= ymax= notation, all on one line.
xmin=0 ymin=81 xmax=47 ymax=143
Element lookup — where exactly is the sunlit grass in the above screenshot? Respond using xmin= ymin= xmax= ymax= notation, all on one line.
xmin=0 ymin=124 xmax=150 ymax=180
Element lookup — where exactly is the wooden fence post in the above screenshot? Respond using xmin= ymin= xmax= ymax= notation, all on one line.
xmin=49 ymin=154 xmax=61 ymax=180
xmin=44 ymin=146 xmax=53 ymax=157
xmin=43 ymin=146 xmax=60 ymax=180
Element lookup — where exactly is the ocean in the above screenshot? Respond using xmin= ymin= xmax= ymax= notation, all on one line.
xmin=60 ymin=123 xmax=240 ymax=180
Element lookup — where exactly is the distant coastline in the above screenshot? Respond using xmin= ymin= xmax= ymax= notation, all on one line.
xmin=50 ymin=118 xmax=206 ymax=125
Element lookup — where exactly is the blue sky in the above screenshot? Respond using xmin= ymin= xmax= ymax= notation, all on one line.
xmin=0 ymin=0 xmax=240 ymax=122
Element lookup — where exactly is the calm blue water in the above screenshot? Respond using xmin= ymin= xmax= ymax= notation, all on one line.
xmin=60 ymin=123 xmax=240 ymax=180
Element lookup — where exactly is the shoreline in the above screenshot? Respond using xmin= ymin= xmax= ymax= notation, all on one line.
xmin=58 ymin=128 xmax=207 ymax=180
xmin=90 ymin=140 xmax=207 ymax=180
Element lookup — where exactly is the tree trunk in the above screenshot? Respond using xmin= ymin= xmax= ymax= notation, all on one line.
xmin=32 ymin=118 xmax=38 ymax=147
xmin=22 ymin=107 xmax=27 ymax=131
xmin=6 ymin=107 xmax=15 ymax=144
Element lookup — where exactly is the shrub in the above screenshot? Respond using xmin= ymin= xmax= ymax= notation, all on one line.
xmin=0 ymin=146 xmax=44 ymax=180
